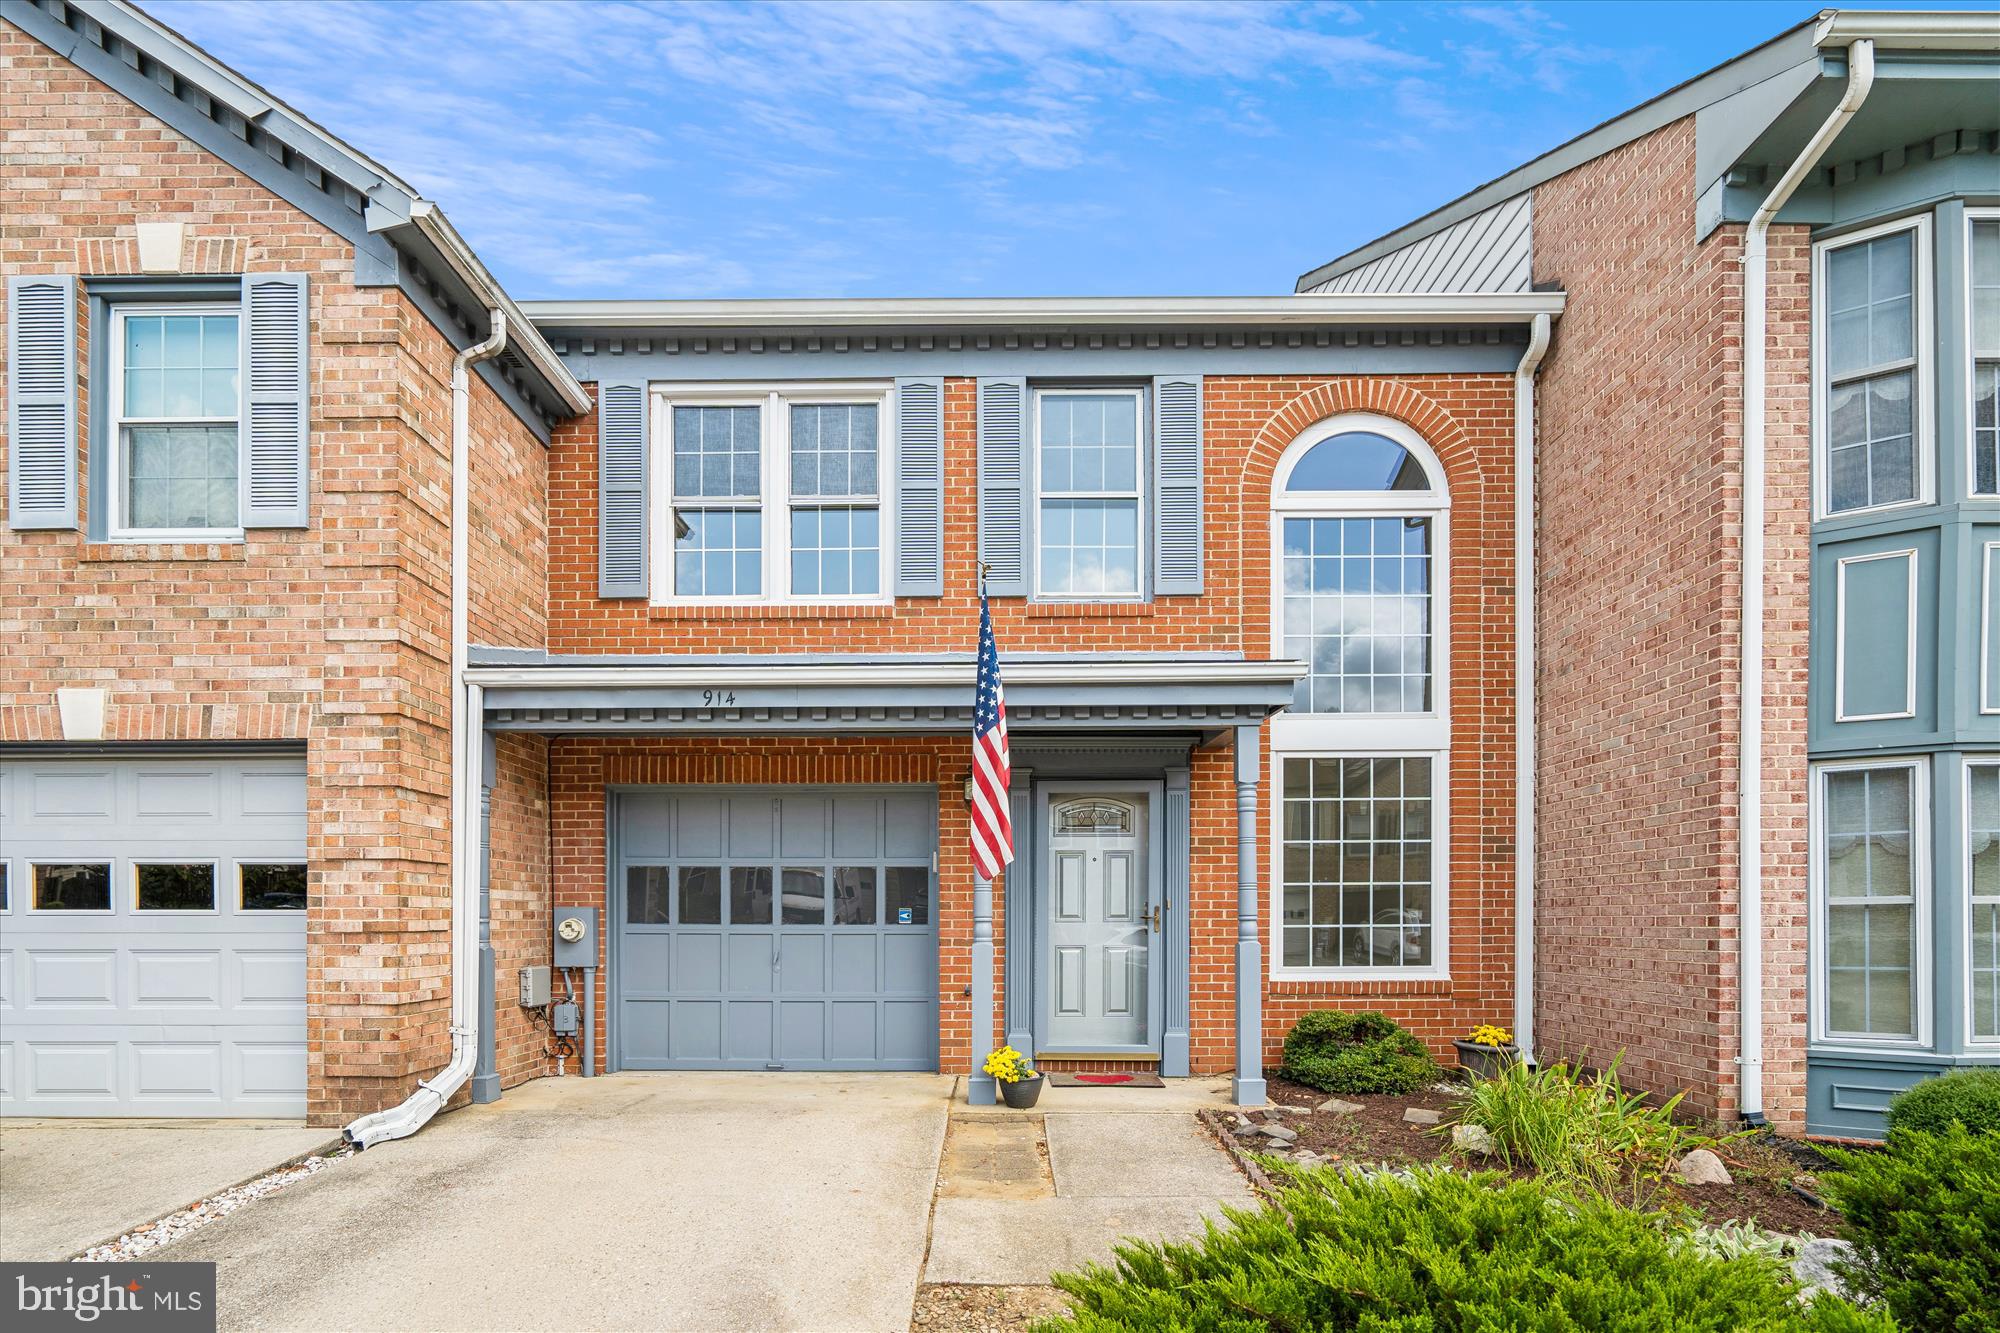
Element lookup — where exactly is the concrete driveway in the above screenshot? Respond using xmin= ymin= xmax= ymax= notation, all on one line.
xmin=0 ymin=1118 xmax=337 ymax=1261
xmin=162 ymin=1073 xmax=953 ymax=1333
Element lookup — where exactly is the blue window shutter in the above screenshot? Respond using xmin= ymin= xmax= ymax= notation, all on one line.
xmin=894 ymin=377 xmax=944 ymax=596
xmin=976 ymin=376 xmax=1029 ymax=596
xmin=240 ymin=273 xmax=310 ymax=527
xmin=597 ymin=381 xmax=649 ymax=598
xmin=1152 ymin=374 xmax=1203 ymax=594
xmin=6 ymin=274 xmax=78 ymax=530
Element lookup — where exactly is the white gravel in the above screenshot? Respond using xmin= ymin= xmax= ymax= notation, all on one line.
xmin=73 ymin=1148 xmax=353 ymax=1262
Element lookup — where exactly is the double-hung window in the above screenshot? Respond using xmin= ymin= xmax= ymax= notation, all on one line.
xmin=109 ymin=304 xmax=242 ymax=538
xmin=1970 ymin=762 xmax=2000 ymax=1043
xmin=1818 ymin=218 xmax=1929 ymax=517
xmin=1813 ymin=759 xmax=1927 ymax=1044
xmin=1971 ymin=214 xmax=1999 ymax=496
xmin=1269 ymin=415 xmax=1450 ymax=978
xmin=1036 ymin=388 xmax=1142 ymax=598
xmin=659 ymin=385 xmax=890 ymax=603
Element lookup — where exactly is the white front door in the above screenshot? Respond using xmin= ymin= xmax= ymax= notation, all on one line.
xmin=1044 ymin=793 xmax=1154 ymax=1050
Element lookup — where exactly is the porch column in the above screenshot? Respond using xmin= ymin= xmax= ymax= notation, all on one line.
xmin=969 ymin=870 xmax=997 ymax=1105
xmin=1163 ymin=765 xmax=1192 ymax=1077
xmin=471 ymin=729 xmax=500 ymax=1103
xmin=1233 ymin=724 xmax=1267 ymax=1106
xmin=1004 ymin=767 xmax=1035 ymax=1057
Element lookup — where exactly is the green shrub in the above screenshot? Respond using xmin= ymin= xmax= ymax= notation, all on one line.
xmin=1044 ymin=1167 xmax=1886 ymax=1332
xmin=1822 ymin=1124 xmax=2000 ymax=1333
xmin=1277 ymin=1008 xmax=1436 ymax=1095
xmin=1885 ymin=1067 xmax=2000 ymax=1139
xmin=1451 ymin=1055 xmax=1695 ymax=1196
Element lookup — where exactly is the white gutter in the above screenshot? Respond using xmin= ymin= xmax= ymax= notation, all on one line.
xmin=519 ymin=292 xmax=1568 ymax=331
xmin=400 ymin=202 xmax=591 ymax=416
xmin=342 ymin=308 xmax=509 ymax=1149
xmin=1812 ymin=9 xmax=2000 ymax=50
xmin=1737 ymin=37 xmax=1874 ymax=1127
xmin=1512 ymin=312 xmax=1552 ymax=1062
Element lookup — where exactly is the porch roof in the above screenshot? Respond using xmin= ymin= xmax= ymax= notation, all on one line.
xmin=468 ymin=652 xmax=1304 ymax=739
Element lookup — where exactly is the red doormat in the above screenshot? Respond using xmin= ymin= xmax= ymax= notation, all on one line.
xmin=1046 ymin=1071 xmax=1165 ymax=1088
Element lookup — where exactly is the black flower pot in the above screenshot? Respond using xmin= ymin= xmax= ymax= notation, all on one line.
xmin=1000 ymin=1074 xmax=1045 ymax=1108
xmin=1452 ymin=1039 xmax=1520 ymax=1081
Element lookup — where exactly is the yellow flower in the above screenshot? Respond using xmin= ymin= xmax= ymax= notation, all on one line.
xmin=983 ymin=1045 xmax=1036 ymax=1083
xmin=1467 ymin=1024 xmax=1513 ymax=1047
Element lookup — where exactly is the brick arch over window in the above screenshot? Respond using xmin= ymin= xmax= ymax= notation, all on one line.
xmin=1233 ymin=379 xmax=1500 ymax=656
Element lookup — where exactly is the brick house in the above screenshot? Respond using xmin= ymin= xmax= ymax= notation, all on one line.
xmin=3 ymin=0 xmax=1991 ymax=1143
xmin=1 ymin=0 xmax=1554 ymax=1133
xmin=1299 ymin=8 xmax=2000 ymax=1137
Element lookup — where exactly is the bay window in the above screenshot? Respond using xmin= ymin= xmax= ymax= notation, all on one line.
xmin=1817 ymin=219 xmax=1929 ymax=517
xmin=1814 ymin=760 xmax=1926 ymax=1043
xmin=1269 ymin=415 xmax=1449 ymax=978
xmin=657 ymin=385 xmax=891 ymax=603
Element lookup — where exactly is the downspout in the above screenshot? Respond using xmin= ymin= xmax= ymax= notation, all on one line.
xmin=1513 ymin=311 xmax=1552 ymax=1063
xmin=343 ymin=307 xmax=509 ymax=1148
xmin=1737 ymin=40 xmax=1873 ymax=1127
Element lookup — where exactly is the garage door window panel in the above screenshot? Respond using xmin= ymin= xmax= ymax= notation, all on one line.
xmin=886 ymin=866 xmax=930 ymax=926
xmin=678 ymin=865 xmax=723 ymax=925
xmin=32 ymin=862 xmax=111 ymax=912
xmin=730 ymin=866 xmax=773 ymax=924
xmin=239 ymin=863 xmax=306 ymax=911
xmin=628 ymin=866 xmax=671 ymax=925
xmin=833 ymin=867 xmax=878 ymax=925
xmin=135 ymin=862 xmax=217 ymax=912
xmin=782 ymin=867 xmax=827 ymax=924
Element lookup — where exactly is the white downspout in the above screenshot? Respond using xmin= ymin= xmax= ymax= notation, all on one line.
xmin=343 ymin=307 xmax=508 ymax=1149
xmin=1738 ymin=39 xmax=1873 ymax=1125
xmin=1513 ymin=311 xmax=1552 ymax=1063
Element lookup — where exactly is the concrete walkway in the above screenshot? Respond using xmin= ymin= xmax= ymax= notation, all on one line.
xmin=923 ymin=1108 xmax=1254 ymax=1285
xmin=0 ymin=1118 xmax=337 ymax=1262
xmin=160 ymin=1073 xmax=951 ymax=1332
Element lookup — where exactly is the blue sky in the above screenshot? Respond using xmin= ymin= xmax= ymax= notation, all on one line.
xmin=151 ymin=0 xmax=1971 ymax=300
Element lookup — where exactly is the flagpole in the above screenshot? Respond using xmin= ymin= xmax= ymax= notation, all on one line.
xmin=969 ymin=560 xmax=998 ymax=1106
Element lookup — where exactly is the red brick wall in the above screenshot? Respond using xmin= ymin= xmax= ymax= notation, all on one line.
xmin=489 ymin=733 xmax=552 ymax=1089
xmin=0 ymin=22 xmax=550 ymax=1126
xmin=1529 ymin=117 xmax=1811 ymax=1128
xmin=543 ymin=373 xmax=1521 ymax=1076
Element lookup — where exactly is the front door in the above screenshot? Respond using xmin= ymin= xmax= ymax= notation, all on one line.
xmin=1043 ymin=792 xmax=1155 ymax=1051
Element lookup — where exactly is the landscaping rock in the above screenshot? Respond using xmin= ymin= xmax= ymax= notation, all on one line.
xmin=1402 ymin=1107 xmax=1443 ymax=1126
xmin=1255 ymin=1122 xmax=1300 ymax=1144
xmin=1271 ymin=1104 xmax=1311 ymax=1115
xmin=1450 ymin=1123 xmax=1495 ymax=1155
xmin=1791 ymin=1238 xmax=1856 ymax=1303
xmin=1673 ymin=1148 xmax=1734 ymax=1186
xmin=1316 ymin=1098 xmax=1364 ymax=1116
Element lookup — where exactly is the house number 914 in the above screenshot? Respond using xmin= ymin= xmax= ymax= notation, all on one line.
xmin=701 ymin=689 xmax=738 ymax=707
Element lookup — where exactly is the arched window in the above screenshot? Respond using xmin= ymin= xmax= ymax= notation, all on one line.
xmin=1270 ymin=413 xmax=1449 ymax=979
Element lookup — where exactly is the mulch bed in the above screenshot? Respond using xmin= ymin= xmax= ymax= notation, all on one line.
xmin=1251 ymin=1074 xmax=1840 ymax=1235
xmin=910 ymin=1283 xmax=1071 ymax=1332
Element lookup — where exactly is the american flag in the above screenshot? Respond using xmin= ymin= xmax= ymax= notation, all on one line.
xmin=969 ymin=579 xmax=1014 ymax=881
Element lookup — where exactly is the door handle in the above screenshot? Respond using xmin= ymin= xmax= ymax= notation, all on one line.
xmin=1151 ymin=904 xmax=1161 ymax=933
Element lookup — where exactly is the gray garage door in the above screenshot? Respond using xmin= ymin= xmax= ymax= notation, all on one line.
xmin=614 ymin=789 xmax=938 ymax=1071
xmin=0 ymin=756 xmax=308 ymax=1117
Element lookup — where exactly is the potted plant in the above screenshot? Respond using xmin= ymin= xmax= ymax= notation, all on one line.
xmin=1453 ymin=1024 xmax=1520 ymax=1080
xmin=984 ymin=1045 xmax=1044 ymax=1108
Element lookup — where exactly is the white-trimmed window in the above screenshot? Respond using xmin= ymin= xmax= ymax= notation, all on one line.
xmin=1816 ymin=217 xmax=1931 ymax=517
xmin=1969 ymin=762 xmax=2000 ymax=1042
xmin=1035 ymin=387 xmax=1143 ymax=599
xmin=654 ymin=383 xmax=892 ymax=603
xmin=1970 ymin=212 xmax=1999 ymax=496
xmin=109 ymin=303 xmax=243 ymax=539
xmin=1812 ymin=759 xmax=1928 ymax=1044
xmin=1269 ymin=413 xmax=1450 ymax=978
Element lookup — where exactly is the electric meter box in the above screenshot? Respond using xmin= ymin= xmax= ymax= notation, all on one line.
xmin=552 ymin=907 xmax=598 ymax=969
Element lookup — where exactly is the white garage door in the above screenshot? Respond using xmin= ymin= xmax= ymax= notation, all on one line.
xmin=0 ymin=755 xmax=308 ymax=1117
